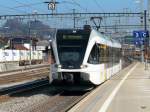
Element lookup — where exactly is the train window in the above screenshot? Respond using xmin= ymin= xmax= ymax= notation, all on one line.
xmin=112 ymin=48 xmax=116 ymax=64
xmin=60 ymin=52 xmax=80 ymax=62
xmin=99 ymin=44 xmax=108 ymax=63
xmin=88 ymin=44 xmax=110 ymax=64
xmin=118 ymin=48 xmax=121 ymax=62
xmin=108 ymin=47 xmax=113 ymax=67
xmin=56 ymin=30 xmax=90 ymax=69
xmin=88 ymin=44 xmax=121 ymax=65
xmin=117 ymin=48 xmax=121 ymax=62
xmin=112 ymin=48 xmax=120 ymax=65
xmin=88 ymin=44 xmax=100 ymax=64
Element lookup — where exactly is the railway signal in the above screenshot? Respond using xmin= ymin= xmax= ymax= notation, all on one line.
xmin=44 ymin=0 xmax=59 ymax=14
xmin=48 ymin=2 xmax=56 ymax=10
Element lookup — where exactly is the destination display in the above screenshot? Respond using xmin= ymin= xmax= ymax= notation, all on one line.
xmin=63 ymin=35 xmax=83 ymax=40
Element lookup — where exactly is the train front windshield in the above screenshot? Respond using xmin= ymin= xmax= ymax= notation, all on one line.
xmin=57 ymin=30 xmax=90 ymax=69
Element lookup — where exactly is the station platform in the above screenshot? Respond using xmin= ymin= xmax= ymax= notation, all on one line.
xmin=69 ymin=62 xmax=150 ymax=112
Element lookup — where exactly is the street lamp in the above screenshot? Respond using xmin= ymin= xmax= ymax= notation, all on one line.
xmin=28 ymin=19 xmax=32 ymax=65
xmin=49 ymin=39 xmax=53 ymax=83
xmin=49 ymin=37 xmax=52 ymax=64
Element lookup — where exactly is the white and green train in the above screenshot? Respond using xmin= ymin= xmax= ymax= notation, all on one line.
xmin=50 ymin=27 xmax=122 ymax=85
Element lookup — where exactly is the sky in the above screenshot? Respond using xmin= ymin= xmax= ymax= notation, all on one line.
xmin=0 ymin=0 xmax=148 ymax=15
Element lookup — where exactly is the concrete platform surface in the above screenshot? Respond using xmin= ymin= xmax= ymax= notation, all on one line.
xmin=69 ymin=62 xmax=150 ymax=112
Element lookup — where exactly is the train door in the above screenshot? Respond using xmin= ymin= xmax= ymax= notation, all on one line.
xmin=87 ymin=44 xmax=102 ymax=84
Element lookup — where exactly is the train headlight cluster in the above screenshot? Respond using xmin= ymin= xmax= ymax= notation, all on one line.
xmin=80 ymin=65 xmax=88 ymax=69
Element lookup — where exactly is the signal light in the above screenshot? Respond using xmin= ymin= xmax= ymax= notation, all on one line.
xmin=140 ymin=16 xmax=143 ymax=23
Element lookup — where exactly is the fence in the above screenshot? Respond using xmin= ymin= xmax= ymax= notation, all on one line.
xmin=0 ymin=50 xmax=43 ymax=63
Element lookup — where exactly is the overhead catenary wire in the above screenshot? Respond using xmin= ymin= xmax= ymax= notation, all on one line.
xmin=13 ymin=2 xmax=44 ymax=9
xmin=93 ymin=0 xmax=105 ymax=13
xmin=59 ymin=0 xmax=87 ymax=12
xmin=71 ymin=0 xmax=88 ymax=12
xmin=0 ymin=4 xmax=27 ymax=14
xmin=11 ymin=0 xmax=47 ymax=14
xmin=0 ymin=0 xmax=43 ymax=14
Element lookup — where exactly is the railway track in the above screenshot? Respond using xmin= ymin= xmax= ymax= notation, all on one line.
xmin=0 ymin=78 xmax=91 ymax=112
xmin=19 ymin=86 xmax=93 ymax=112
xmin=0 ymin=66 xmax=50 ymax=85
xmin=0 ymin=77 xmax=94 ymax=112
xmin=0 ymin=64 xmax=50 ymax=74
xmin=0 ymin=78 xmax=49 ymax=101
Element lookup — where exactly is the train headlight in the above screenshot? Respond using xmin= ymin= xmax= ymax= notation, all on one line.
xmin=55 ymin=64 xmax=62 ymax=68
xmin=58 ymin=65 xmax=62 ymax=68
xmin=80 ymin=65 xmax=88 ymax=69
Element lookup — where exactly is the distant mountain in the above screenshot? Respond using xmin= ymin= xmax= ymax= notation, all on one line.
xmin=1 ymin=18 xmax=54 ymax=40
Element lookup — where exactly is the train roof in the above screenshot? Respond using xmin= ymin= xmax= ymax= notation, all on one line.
xmin=91 ymin=29 xmax=121 ymax=48
xmin=56 ymin=28 xmax=121 ymax=48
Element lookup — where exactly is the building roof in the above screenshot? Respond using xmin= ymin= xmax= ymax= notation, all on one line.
xmin=36 ymin=40 xmax=49 ymax=46
xmin=14 ymin=44 xmax=29 ymax=50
